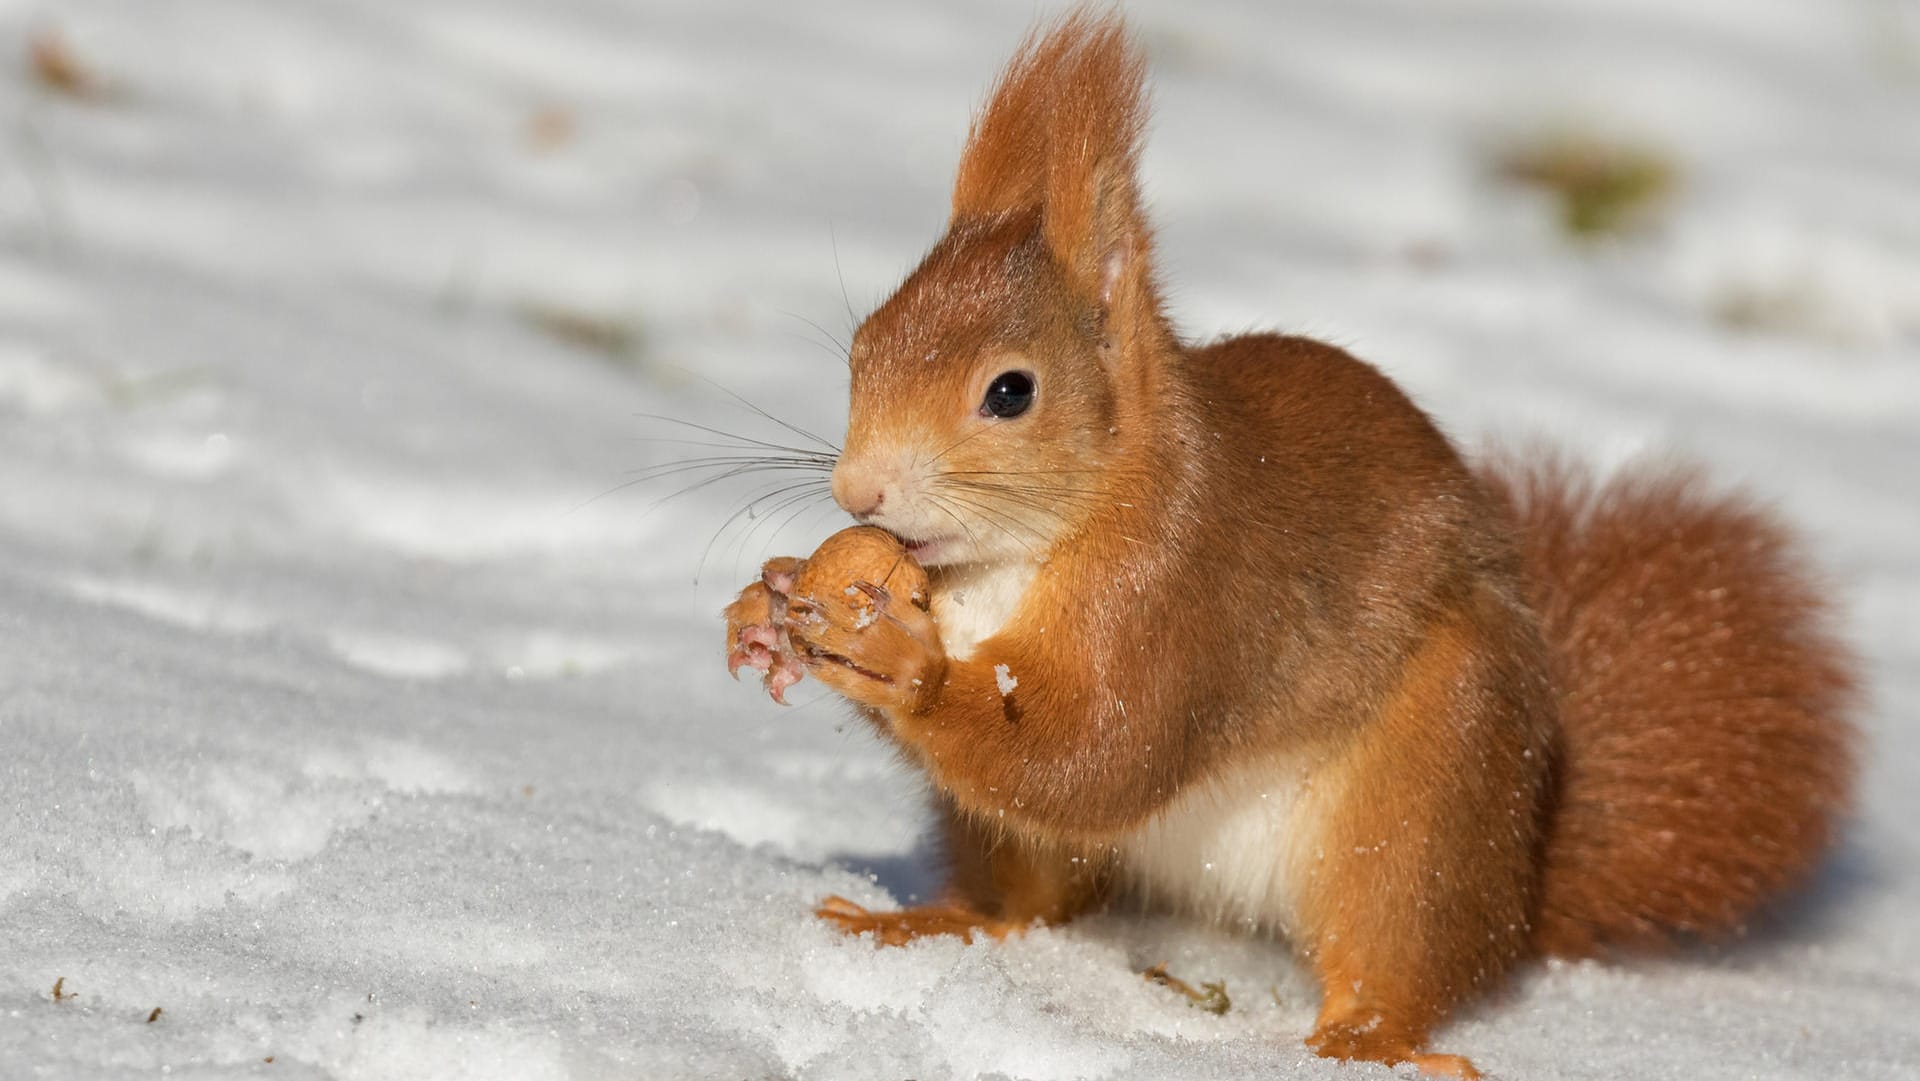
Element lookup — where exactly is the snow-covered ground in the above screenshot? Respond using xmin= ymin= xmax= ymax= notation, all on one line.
xmin=3 ymin=1 xmax=1917 ymax=1077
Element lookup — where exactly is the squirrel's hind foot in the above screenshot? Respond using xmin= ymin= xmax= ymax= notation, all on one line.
xmin=1307 ymin=1017 xmax=1481 ymax=1079
xmin=815 ymin=895 xmax=1020 ymax=946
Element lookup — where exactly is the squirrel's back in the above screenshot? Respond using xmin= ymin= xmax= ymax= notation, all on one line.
xmin=1480 ymin=456 xmax=1859 ymax=956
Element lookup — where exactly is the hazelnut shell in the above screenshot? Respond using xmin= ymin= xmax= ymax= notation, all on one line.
xmin=791 ymin=526 xmax=930 ymax=617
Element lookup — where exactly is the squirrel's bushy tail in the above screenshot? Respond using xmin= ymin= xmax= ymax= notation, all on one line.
xmin=1478 ymin=455 xmax=1859 ymax=958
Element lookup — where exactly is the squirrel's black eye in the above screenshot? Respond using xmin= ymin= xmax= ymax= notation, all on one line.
xmin=982 ymin=370 xmax=1036 ymax=418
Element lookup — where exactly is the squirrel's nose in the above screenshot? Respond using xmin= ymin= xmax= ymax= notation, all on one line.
xmin=831 ymin=459 xmax=887 ymax=520
xmin=841 ymin=489 xmax=884 ymax=520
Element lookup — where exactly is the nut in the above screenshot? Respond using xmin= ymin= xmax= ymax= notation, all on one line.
xmin=789 ymin=526 xmax=929 ymax=628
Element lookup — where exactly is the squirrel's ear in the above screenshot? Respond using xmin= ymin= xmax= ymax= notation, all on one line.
xmin=952 ymin=11 xmax=1155 ymax=328
xmin=1036 ymin=18 xmax=1150 ymax=322
xmin=950 ymin=24 xmax=1053 ymax=222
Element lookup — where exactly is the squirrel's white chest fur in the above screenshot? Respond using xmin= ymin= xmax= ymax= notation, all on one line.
xmin=1115 ymin=753 xmax=1326 ymax=937
xmin=927 ymin=559 xmax=1326 ymax=935
xmin=930 ymin=559 xmax=1039 ymax=661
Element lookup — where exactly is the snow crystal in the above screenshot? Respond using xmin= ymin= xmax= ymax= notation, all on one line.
xmin=995 ymin=663 xmax=1020 ymax=697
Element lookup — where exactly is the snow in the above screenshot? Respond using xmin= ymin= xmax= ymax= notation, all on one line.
xmin=2 ymin=1 xmax=1917 ymax=1079
xmin=995 ymin=663 xmax=1019 ymax=697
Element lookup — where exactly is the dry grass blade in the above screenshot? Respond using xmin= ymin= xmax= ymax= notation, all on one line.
xmin=1142 ymin=963 xmax=1231 ymax=1015
xmin=519 ymin=301 xmax=645 ymax=364
xmin=30 ymin=30 xmax=108 ymax=101
xmin=525 ymin=105 xmax=576 ymax=151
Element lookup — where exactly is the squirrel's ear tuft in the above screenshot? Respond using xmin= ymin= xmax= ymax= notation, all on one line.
xmin=951 ymin=9 xmax=1153 ymax=319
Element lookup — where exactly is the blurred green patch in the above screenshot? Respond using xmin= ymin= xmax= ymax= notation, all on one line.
xmin=1497 ymin=132 xmax=1678 ymax=239
xmin=103 ymin=364 xmax=221 ymax=409
xmin=517 ymin=301 xmax=648 ymax=369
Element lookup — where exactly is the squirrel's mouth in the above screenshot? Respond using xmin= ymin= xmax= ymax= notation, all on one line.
xmin=900 ymin=535 xmax=953 ymax=566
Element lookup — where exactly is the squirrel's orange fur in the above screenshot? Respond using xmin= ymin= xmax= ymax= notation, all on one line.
xmin=723 ymin=11 xmax=1858 ymax=1075
xmin=1482 ymin=457 xmax=1857 ymax=959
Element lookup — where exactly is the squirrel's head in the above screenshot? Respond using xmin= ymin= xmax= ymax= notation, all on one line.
xmin=832 ymin=11 xmax=1169 ymax=569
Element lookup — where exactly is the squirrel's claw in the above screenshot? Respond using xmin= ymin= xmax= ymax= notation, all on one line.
xmin=850 ymin=579 xmax=891 ymax=610
xmin=724 ymin=570 xmax=809 ymax=701
xmin=727 ymin=623 xmax=781 ymax=678
xmin=816 ymin=894 xmax=869 ymax=919
xmin=765 ymin=652 xmax=805 ymax=704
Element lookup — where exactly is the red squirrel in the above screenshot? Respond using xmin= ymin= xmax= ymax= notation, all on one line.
xmin=721 ymin=11 xmax=1858 ymax=1076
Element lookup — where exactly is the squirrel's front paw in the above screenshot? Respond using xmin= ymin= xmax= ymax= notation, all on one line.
xmin=723 ymin=556 xmax=807 ymax=703
xmin=787 ymin=578 xmax=943 ymax=712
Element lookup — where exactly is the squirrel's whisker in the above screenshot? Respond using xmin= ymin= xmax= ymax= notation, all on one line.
xmin=701 ymin=480 xmax=834 ymax=582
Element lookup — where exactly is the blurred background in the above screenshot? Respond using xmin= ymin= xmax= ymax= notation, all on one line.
xmin=2 ymin=2 xmax=1917 ymax=1078
xmin=4 ymin=1 xmax=1917 ymax=581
